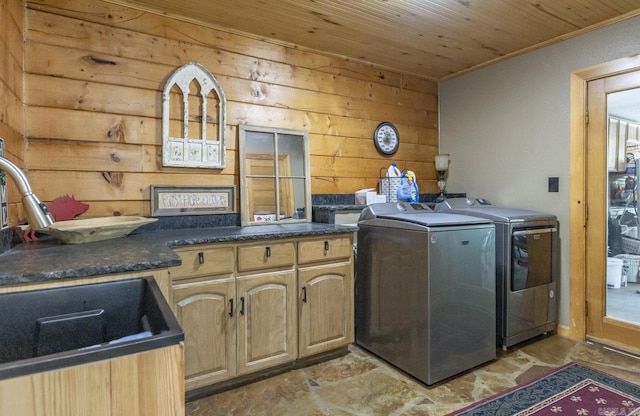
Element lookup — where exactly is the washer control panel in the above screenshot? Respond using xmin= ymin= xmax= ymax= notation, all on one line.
xmin=438 ymin=197 xmax=491 ymax=210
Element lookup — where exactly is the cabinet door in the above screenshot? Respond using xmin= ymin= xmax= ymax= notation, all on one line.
xmin=172 ymin=278 xmax=236 ymax=390
xmin=236 ymin=271 xmax=297 ymax=375
xmin=298 ymin=262 xmax=354 ymax=357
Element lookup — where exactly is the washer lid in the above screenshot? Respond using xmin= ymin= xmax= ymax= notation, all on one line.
xmin=435 ymin=198 xmax=556 ymax=222
xmin=375 ymin=212 xmax=492 ymax=226
xmin=442 ymin=206 xmax=556 ymax=222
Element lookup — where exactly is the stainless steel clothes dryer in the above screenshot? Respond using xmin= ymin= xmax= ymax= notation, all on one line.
xmin=355 ymin=202 xmax=496 ymax=385
xmin=435 ymin=197 xmax=559 ymax=349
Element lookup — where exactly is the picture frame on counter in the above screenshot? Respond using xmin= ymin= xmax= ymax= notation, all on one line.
xmin=150 ymin=185 xmax=236 ymax=216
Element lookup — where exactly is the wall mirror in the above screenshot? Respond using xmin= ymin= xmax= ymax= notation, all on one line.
xmin=239 ymin=125 xmax=311 ymax=226
xmin=162 ymin=62 xmax=226 ymax=169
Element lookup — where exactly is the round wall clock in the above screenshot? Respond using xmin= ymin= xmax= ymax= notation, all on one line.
xmin=374 ymin=122 xmax=399 ymax=155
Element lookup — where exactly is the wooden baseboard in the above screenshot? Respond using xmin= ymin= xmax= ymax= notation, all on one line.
xmin=556 ymin=323 xmax=573 ymax=339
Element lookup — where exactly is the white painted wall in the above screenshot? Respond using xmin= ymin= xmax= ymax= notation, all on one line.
xmin=439 ymin=16 xmax=640 ymax=327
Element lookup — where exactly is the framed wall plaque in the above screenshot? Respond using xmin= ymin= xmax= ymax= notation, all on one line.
xmin=151 ymin=185 xmax=236 ymax=216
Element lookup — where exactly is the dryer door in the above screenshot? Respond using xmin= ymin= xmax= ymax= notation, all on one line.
xmin=511 ymin=227 xmax=557 ymax=291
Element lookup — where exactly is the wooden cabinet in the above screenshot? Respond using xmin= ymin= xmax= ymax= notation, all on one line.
xmin=298 ymin=262 xmax=353 ymax=357
xmin=608 ymin=117 xmax=640 ymax=172
xmin=170 ymin=245 xmax=236 ymax=391
xmin=298 ymin=235 xmax=353 ymax=264
xmin=297 ymin=236 xmax=354 ymax=357
xmin=170 ymin=246 xmax=234 ymax=280
xmin=236 ymin=270 xmax=297 ymax=375
xmin=237 ymin=241 xmax=295 ymax=272
xmin=0 ymin=345 xmax=184 ymax=416
xmin=236 ymin=241 xmax=297 ymax=375
xmin=0 ymin=270 xmax=184 ymax=416
xmin=169 ymin=233 xmax=353 ymax=392
xmin=172 ymin=277 xmax=236 ymax=390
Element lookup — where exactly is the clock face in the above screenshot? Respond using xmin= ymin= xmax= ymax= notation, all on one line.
xmin=374 ymin=122 xmax=399 ymax=155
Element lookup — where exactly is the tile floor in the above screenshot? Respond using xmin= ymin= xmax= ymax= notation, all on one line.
xmin=185 ymin=334 xmax=640 ymax=416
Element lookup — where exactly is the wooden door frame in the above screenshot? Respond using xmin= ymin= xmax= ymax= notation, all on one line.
xmin=569 ymin=54 xmax=640 ymax=341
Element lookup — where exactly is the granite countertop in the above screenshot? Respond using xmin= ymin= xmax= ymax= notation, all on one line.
xmin=312 ymin=204 xmax=366 ymax=211
xmin=0 ymin=223 xmax=357 ymax=287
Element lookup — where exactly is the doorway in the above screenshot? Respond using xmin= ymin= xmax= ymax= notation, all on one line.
xmin=570 ymin=55 xmax=640 ymax=354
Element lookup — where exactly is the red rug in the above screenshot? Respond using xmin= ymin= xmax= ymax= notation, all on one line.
xmin=449 ymin=362 xmax=640 ymax=415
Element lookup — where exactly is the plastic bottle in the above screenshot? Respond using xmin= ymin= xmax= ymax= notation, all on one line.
xmin=387 ymin=163 xmax=401 ymax=177
xmin=397 ymin=171 xmax=419 ymax=202
xmin=408 ymin=174 xmax=419 ymax=202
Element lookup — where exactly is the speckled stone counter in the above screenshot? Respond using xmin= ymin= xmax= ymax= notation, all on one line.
xmin=0 ymin=223 xmax=357 ymax=287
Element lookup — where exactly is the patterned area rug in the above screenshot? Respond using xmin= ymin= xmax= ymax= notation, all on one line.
xmin=449 ymin=363 xmax=640 ymax=415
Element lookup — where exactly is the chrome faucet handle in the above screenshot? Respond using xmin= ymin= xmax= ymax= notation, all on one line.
xmin=0 ymin=156 xmax=55 ymax=230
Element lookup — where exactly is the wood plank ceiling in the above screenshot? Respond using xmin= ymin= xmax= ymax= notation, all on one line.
xmin=106 ymin=0 xmax=640 ymax=80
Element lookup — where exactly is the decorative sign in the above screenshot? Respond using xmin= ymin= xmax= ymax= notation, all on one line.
xmin=151 ymin=185 xmax=235 ymax=216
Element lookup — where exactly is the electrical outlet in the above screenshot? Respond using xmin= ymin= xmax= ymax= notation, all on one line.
xmin=548 ymin=177 xmax=559 ymax=192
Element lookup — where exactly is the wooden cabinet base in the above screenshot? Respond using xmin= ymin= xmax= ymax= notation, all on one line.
xmin=170 ymin=234 xmax=354 ymax=396
xmin=186 ymin=346 xmax=349 ymax=402
xmin=0 ymin=344 xmax=185 ymax=416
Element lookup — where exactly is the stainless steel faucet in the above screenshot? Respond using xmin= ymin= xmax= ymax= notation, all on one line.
xmin=0 ymin=156 xmax=55 ymax=230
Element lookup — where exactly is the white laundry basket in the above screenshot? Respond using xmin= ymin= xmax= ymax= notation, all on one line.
xmin=614 ymin=254 xmax=640 ymax=283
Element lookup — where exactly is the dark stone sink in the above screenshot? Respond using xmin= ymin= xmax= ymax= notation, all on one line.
xmin=0 ymin=276 xmax=183 ymax=380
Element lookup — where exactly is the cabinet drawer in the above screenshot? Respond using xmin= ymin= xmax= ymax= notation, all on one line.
xmin=237 ymin=242 xmax=295 ymax=272
xmin=298 ymin=236 xmax=353 ymax=265
xmin=171 ymin=246 xmax=235 ymax=280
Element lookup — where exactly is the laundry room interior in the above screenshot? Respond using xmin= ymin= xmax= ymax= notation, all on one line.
xmin=3 ymin=1 xmax=640 ymax=415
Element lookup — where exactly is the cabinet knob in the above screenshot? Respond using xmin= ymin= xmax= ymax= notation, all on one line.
xmin=302 ymin=286 xmax=307 ymax=303
xmin=229 ymin=298 xmax=234 ymax=317
xmin=324 ymin=241 xmax=329 ymax=252
xmin=240 ymin=296 xmax=245 ymax=315
xmin=265 ymin=246 xmax=271 ymax=257
xmin=198 ymin=251 xmax=204 ymax=264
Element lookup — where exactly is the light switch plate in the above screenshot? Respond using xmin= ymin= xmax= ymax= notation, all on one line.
xmin=548 ymin=177 xmax=559 ymax=192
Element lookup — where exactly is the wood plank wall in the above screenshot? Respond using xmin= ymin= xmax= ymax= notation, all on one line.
xmin=0 ymin=0 xmax=25 ymax=226
xmin=18 ymin=0 xmax=439 ymax=221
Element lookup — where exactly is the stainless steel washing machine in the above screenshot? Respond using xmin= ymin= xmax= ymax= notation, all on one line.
xmin=355 ymin=202 xmax=496 ymax=385
xmin=435 ymin=197 xmax=559 ymax=349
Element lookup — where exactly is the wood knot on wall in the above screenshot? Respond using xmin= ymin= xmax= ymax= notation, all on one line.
xmin=84 ymin=56 xmax=117 ymax=66
xmin=252 ymin=85 xmax=265 ymax=100
xmin=102 ymin=171 xmax=123 ymax=188
xmin=107 ymin=121 xmax=126 ymax=143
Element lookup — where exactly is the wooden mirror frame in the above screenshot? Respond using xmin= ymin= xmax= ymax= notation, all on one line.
xmin=239 ymin=125 xmax=311 ymax=226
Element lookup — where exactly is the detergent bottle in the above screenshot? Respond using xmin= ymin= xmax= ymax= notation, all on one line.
xmin=397 ymin=171 xmax=419 ymax=202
